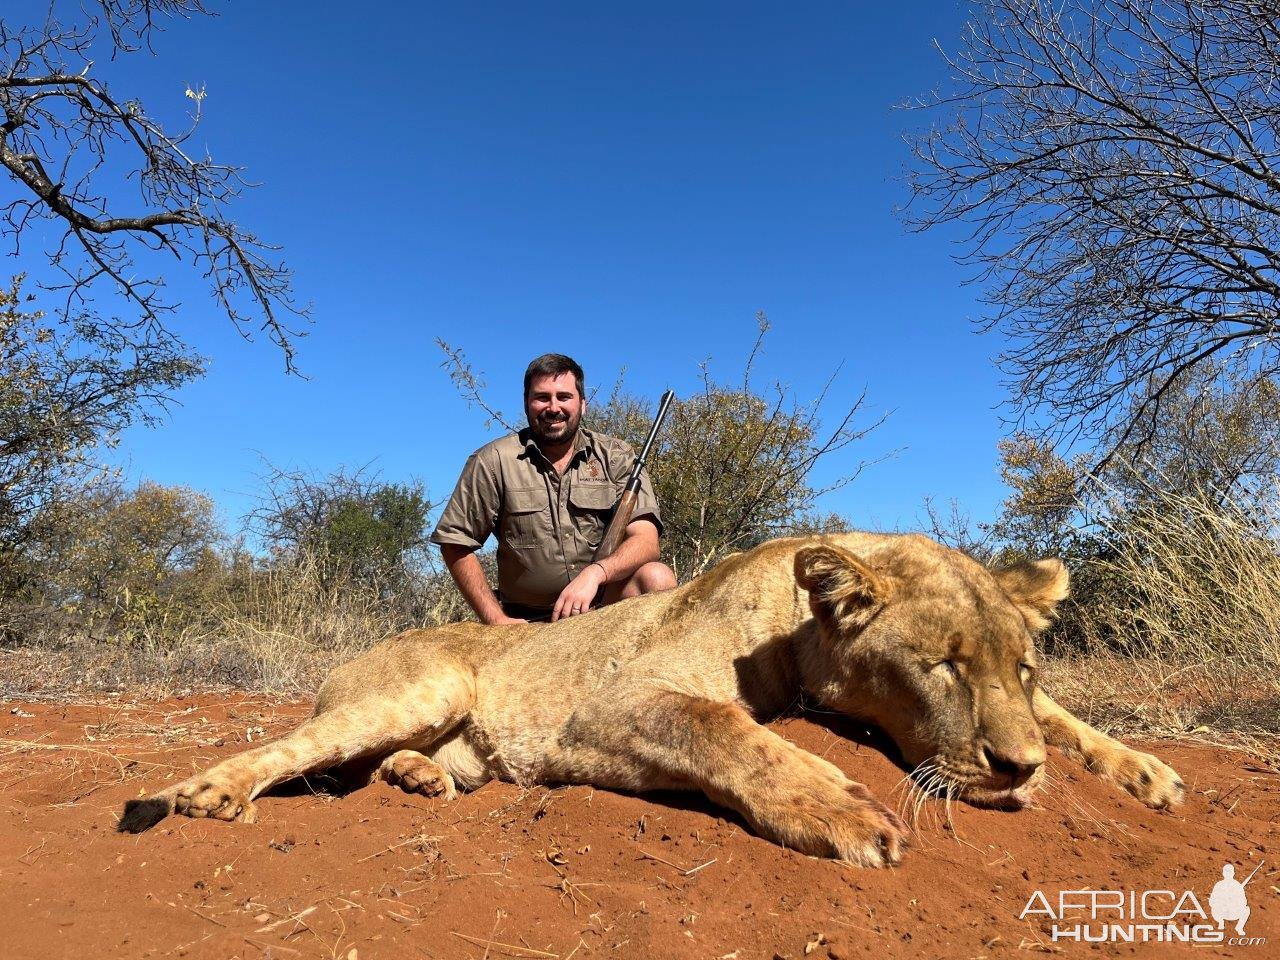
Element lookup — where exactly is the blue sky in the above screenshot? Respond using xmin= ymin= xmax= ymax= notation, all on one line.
xmin=9 ymin=1 xmax=1012 ymax=537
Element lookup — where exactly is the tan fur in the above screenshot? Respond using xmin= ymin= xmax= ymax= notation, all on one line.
xmin=118 ymin=532 xmax=1183 ymax=866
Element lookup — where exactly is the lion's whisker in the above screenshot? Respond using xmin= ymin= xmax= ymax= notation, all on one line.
xmin=907 ymin=776 xmax=929 ymax=826
xmin=941 ymin=778 xmax=958 ymax=832
xmin=913 ymin=766 xmax=950 ymax=829
xmin=895 ymin=759 xmax=943 ymax=827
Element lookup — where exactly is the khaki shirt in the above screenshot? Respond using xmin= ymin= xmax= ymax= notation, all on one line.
xmin=430 ymin=427 xmax=663 ymax=611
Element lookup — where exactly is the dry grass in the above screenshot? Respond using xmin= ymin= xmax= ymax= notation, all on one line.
xmin=1042 ymin=485 xmax=1280 ymax=762
xmin=0 ymin=553 xmax=472 ymax=698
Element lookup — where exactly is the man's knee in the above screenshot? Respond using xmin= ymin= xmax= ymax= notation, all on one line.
xmin=622 ymin=561 xmax=677 ymax=598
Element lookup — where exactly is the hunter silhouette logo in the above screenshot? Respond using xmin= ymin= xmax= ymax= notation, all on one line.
xmin=1019 ymin=859 xmax=1267 ymax=946
xmin=1210 ymin=862 xmax=1261 ymax=936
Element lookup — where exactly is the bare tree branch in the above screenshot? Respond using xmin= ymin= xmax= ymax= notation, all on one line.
xmin=905 ymin=0 xmax=1280 ymax=462
xmin=0 ymin=1 xmax=307 ymax=370
xmin=435 ymin=339 xmax=519 ymax=433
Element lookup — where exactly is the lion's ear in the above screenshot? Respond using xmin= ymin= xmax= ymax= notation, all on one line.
xmin=992 ymin=558 xmax=1070 ymax=632
xmin=795 ymin=545 xmax=893 ymax=631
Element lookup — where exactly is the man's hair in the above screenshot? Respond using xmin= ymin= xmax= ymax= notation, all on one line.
xmin=523 ymin=353 xmax=585 ymax=400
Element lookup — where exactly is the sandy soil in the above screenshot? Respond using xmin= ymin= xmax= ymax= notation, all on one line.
xmin=1 ymin=694 xmax=1275 ymax=960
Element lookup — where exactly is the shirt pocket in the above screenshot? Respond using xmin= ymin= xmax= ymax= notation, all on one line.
xmin=569 ymin=482 xmax=617 ymax=546
xmin=502 ymin=487 xmax=548 ymax=548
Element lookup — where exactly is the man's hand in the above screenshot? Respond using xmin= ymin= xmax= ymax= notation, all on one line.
xmin=552 ymin=562 xmax=608 ymax=621
xmin=487 ymin=614 xmax=529 ymax=626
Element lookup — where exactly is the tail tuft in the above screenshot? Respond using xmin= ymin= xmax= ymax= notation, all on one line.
xmin=117 ymin=795 xmax=173 ymax=833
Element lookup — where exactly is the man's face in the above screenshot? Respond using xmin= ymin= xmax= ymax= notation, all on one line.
xmin=525 ymin=371 xmax=584 ymax=448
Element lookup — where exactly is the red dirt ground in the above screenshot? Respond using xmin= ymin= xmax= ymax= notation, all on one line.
xmin=2 ymin=694 xmax=1275 ymax=960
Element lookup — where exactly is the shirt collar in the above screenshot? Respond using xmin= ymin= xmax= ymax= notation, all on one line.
xmin=518 ymin=426 xmax=597 ymax=464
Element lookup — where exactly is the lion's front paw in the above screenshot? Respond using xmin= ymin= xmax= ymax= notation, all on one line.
xmin=1086 ymin=745 xmax=1184 ymax=809
xmin=757 ymin=781 xmax=910 ymax=868
xmin=173 ymin=778 xmax=257 ymax=823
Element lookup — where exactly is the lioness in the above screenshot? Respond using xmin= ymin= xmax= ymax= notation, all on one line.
xmin=119 ymin=533 xmax=1183 ymax=866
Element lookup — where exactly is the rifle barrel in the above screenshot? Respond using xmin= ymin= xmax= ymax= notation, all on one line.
xmin=634 ymin=390 xmax=675 ymax=470
xmin=591 ymin=390 xmax=676 ymax=566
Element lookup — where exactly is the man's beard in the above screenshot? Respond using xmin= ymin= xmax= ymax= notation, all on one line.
xmin=529 ymin=410 xmax=581 ymax=447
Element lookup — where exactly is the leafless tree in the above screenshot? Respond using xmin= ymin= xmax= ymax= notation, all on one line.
xmin=611 ymin=319 xmax=886 ymax=578
xmin=0 ymin=1 xmax=306 ymax=368
xmin=247 ymin=460 xmax=437 ymax=588
xmin=1101 ymin=360 xmax=1280 ymax=510
xmin=249 ymin=461 xmax=383 ymax=558
xmin=906 ymin=0 xmax=1280 ymax=463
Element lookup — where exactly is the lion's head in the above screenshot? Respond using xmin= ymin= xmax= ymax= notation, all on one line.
xmin=794 ymin=536 xmax=1068 ymax=811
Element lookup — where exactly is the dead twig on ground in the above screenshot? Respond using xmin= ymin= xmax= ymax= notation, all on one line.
xmin=355 ymin=832 xmax=442 ymax=864
xmin=450 ymin=932 xmax=559 ymax=958
xmin=255 ymin=905 xmax=318 ymax=934
xmin=183 ymin=904 xmax=227 ymax=928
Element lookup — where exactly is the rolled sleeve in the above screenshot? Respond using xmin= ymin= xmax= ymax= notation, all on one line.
xmin=429 ymin=451 xmax=500 ymax=550
xmin=631 ymin=464 xmax=664 ymax=537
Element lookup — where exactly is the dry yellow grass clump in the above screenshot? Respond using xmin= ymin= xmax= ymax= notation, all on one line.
xmin=1044 ymin=486 xmax=1280 ymax=760
xmin=0 ymin=551 xmax=472 ymax=697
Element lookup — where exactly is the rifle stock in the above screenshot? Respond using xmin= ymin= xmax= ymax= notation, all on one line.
xmin=592 ymin=488 xmax=638 ymax=562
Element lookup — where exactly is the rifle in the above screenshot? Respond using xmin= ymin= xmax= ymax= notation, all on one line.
xmin=592 ymin=389 xmax=675 ymax=563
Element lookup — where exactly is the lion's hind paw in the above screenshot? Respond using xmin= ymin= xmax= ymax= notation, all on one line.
xmin=379 ymin=750 xmax=457 ymax=800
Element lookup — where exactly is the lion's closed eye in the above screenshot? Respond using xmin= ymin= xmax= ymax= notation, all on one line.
xmin=928 ymin=659 xmax=961 ymax=680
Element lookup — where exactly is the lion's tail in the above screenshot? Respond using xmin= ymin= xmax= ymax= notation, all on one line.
xmin=117 ymin=785 xmax=181 ymax=833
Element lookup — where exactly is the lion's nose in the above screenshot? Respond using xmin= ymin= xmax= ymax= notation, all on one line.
xmin=982 ymin=743 xmax=1044 ymax=781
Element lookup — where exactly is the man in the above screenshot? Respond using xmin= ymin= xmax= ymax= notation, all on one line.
xmin=431 ymin=353 xmax=677 ymax=624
